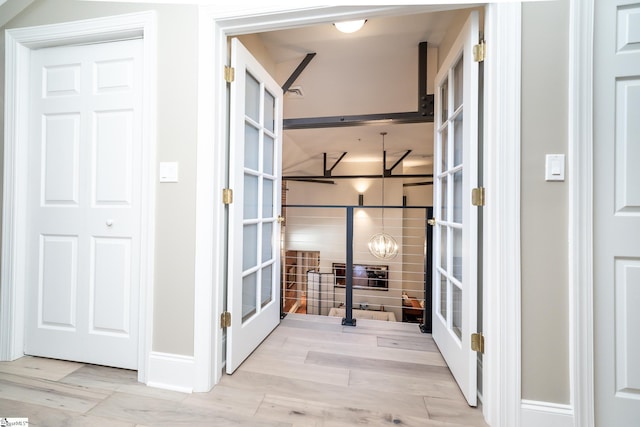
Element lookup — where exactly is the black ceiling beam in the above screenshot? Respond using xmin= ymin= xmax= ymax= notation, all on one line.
xmin=283 ymin=173 xmax=433 ymax=180
xmin=283 ymin=42 xmax=434 ymax=130
xmin=284 ymin=111 xmax=432 ymax=129
xmin=323 ymin=152 xmax=347 ymax=177
xmin=282 ymin=52 xmax=316 ymax=93
xmin=403 ymin=181 xmax=434 ymax=187
xmin=384 ymin=149 xmax=412 ymax=176
xmin=285 ymin=178 xmax=336 ymax=185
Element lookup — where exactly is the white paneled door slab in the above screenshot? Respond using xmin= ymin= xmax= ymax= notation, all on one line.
xmin=25 ymin=39 xmax=143 ymax=370
xmin=594 ymin=1 xmax=640 ymax=424
xmin=432 ymin=11 xmax=480 ymax=406
xmin=226 ymin=38 xmax=283 ymax=374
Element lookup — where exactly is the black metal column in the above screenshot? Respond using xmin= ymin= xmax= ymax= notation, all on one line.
xmin=420 ymin=206 xmax=434 ymax=333
xmin=342 ymin=207 xmax=356 ymax=326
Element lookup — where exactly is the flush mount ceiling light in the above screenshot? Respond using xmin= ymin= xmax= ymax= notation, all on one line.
xmin=333 ymin=19 xmax=366 ymax=34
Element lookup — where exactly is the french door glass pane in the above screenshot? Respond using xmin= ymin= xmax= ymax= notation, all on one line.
xmin=261 ymin=264 xmax=273 ymax=307
xmin=243 ymin=174 xmax=258 ymax=219
xmin=441 ymin=127 xmax=448 ymax=172
xmin=454 ymin=56 xmax=464 ymax=110
xmin=441 ymin=176 xmax=448 ymax=220
xmin=440 ymin=226 xmax=448 ymax=270
xmin=264 ymin=135 xmax=274 ymax=175
xmin=453 ymin=227 xmax=463 ymax=281
xmin=245 ymin=72 xmax=260 ymax=123
xmin=242 ymin=223 xmax=258 ymax=271
xmin=453 ymin=170 xmax=463 ymax=223
xmin=452 ymin=284 xmax=462 ymax=339
xmin=264 ymin=91 xmax=275 ymax=132
xmin=454 ymin=113 xmax=464 ymax=167
xmin=245 ymin=124 xmax=259 ymax=171
xmin=263 ymin=178 xmax=273 ymax=218
xmin=440 ymin=274 xmax=448 ymax=319
xmin=441 ymin=79 xmax=449 ymax=120
xmin=262 ymin=222 xmax=273 ymax=262
xmin=242 ymin=272 xmax=257 ymax=321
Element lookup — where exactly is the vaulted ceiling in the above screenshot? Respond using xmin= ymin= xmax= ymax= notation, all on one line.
xmin=255 ymin=6 xmax=474 ymax=177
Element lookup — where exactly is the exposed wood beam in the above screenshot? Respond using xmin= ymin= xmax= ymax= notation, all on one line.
xmin=282 ymin=53 xmax=316 ymax=93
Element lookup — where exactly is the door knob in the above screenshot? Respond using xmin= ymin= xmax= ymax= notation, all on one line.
xmin=106 ymin=219 xmax=114 ymax=227
xmin=427 ymin=218 xmax=436 ymax=226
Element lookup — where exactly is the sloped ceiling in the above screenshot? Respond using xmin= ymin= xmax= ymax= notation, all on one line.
xmin=0 ymin=0 xmax=35 ymax=28
xmin=256 ymin=8 xmax=472 ymax=176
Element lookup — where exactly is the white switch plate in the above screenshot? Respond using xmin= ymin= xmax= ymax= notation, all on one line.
xmin=545 ymin=154 xmax=565 ymax=181
xmin=159 ymin=162 xmax=179 ymax=183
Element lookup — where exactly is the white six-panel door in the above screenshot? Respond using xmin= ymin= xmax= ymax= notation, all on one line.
xmin=226 ymin=38 xmax=283 ymax=374
xmin=25 ymin=39 xmax=143 ymax=370
xmin=594 ymin=1 xmax=640 ymax=424
xmin=432 ymin=11 xmax=480 ymax=406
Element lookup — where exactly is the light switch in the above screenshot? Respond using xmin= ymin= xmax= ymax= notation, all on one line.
xmin=545 ymin=154 xmax=565 ymax=181
xmin=159 ymin=162 xmax=179 ymax=183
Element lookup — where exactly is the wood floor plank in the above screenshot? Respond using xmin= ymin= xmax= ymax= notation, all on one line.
xmin=89 ymin=392 xmax=290 ymax=426
xmin=377 ymin=335 xmax=440 ymax=353
xmin=0 ymin=355 xmax=83 ymax=382
xmin=305 ymin=350 xmax=452 ymax=379
xmin=0 ymin=372 xmax=110 ymax=413
xmin=0 ymin=397 xmax=135 ymax=427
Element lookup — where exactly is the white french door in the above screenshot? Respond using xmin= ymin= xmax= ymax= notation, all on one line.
xmin=25 ymin=39 xmax=143 ymax=369
xmin=432 ymin=11 xmax=480 ymax=406
xmin=594 ymin=1 xmax=640 ymax=424
xmin=226 ymin=38 xmax=283 ymax=374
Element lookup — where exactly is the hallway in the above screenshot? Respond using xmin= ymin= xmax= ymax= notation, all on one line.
xmin=0 ymin=314 xmax=487 ymax=426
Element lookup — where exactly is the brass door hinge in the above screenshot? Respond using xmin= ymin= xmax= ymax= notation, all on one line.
xmin=221 ymin=311 xmax=231 ymax=328
xmin=224 ymin=66 xmax=235 ymax=83
xmin=427 ymin=218 xmax=436 ymax=226
xmin=222 ymin=188 xmax=233 ymax=205
xmin=472 ymin=187 xmax=485 ymax=207
xmin=277 ymin=216 xmax=285 ymax=224
xmin=471 ymin=332 xmax=484 ymax=353
xmin=473 ymin=40 xmax=486 ymax=62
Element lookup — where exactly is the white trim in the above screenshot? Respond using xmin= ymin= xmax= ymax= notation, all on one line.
xmin=194 ymin=4 xmax=522 ymax=427
xmin=568 ymin=0 xmax=594 ymax=426
xmin=0 ymin=11 xmax=157 ymax=385
xmin=521 ymin=400 xmax=574 ymax=427
xmin=482 ymin=3 xmax=522 ymax=427
xmin=147 ymin=351 xmax=194 ymax=393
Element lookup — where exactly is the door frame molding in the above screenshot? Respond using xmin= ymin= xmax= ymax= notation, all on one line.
xmin=196 ymin=5 xmax=522 ymax=426
xmin=568 ymin=0 xmax=595 ymax=425
xmin=0 ymin=11 xmax=158 ymax=383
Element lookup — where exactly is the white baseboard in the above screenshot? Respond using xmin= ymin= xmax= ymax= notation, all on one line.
xmin=521 ymin=400 xmax=574 ymax=427
xmin=146 ymin=351 xmax=194 ymax=393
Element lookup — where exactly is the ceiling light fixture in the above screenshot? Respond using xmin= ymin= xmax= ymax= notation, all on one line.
xmin=368 ymin=132 xmax=399 ymax=260
xmin=334 ymin=19 xmax=366 ymax=34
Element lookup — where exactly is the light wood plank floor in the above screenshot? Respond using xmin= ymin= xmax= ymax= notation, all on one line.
xmin=0 ymin=314 xmax=488 ymax=426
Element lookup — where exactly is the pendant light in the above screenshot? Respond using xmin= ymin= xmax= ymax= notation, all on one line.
xmin=368 ymin=132 xmax=399 ymax=260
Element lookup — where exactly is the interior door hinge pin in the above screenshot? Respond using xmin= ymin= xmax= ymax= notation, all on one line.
xmin=224 ymin=66 xmax=235 ymax=83
xmin=472 ymin=187 xmax=485 ymax=207
xmin=473 ymin=40 xmax=486 ymax=62
xmin=471 ymin=333 xmax=484 ymax=353
xmin=222 ymin=188 xmax=233 ymax=205
xmin=221 ymin=311 xmax=231 ymax=329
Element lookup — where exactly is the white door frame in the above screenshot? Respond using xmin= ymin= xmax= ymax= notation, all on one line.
xmin=569 ymin=0 xmax=595 ymax=425
xmin=195 ymin=4 xmax=522 ymax=426
xmin=0 ymin=11 xmax=158 ymax=383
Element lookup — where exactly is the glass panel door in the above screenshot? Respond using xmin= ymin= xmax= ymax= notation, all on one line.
xmin=432 ymin=11 xmax=480 ymax=406
xmin=227 ymin=38 xmax=283 ymax=374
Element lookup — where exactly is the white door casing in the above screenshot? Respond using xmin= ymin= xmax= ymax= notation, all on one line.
xmin=24 ymin=39 xmax=144 ymax=370
xmin=226 ymin=38 xmax=283 ymax=374
xmin=593 ymin=1 xmax=640 ymax=425
xmin=432 ymin=10 xmax=480 ymax=406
